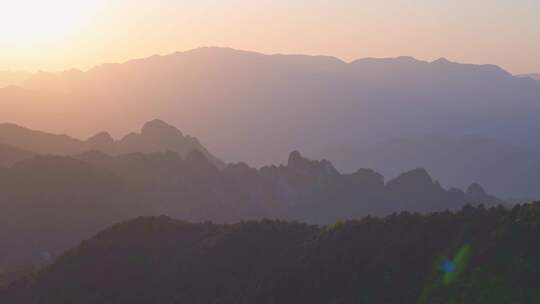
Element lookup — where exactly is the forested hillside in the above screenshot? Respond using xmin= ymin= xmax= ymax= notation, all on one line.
xmin=2 ymin=203 xmax=539 ymax=303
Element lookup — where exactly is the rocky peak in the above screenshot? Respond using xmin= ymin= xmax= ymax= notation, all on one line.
xmin=287 ymin=151 xmax=304 ymax=167
xmin=319 ymin=159 xmax=339 ymax=176
xmin=432 ymin=57 xmax=452 ymax=65
xmin=386 ymin=168 xmax=434 ymax=190
xmin=141 ymin=119 xmax=183 ymax=138
xmin=466 ymin=183 xmax=486 ymax=197
xmin=287 ymin=151 xmax=338 ymax=176
xmin=87 ymin=132 xmax=114 ymax=145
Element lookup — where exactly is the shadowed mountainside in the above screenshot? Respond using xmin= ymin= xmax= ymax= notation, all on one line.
xmin=3 ymin=202 xmax=540 ymax=303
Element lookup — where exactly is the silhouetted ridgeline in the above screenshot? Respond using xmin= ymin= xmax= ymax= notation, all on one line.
xmin=355 ymin=134 xmax=540 ymax=198
xmin=3 ymin=48 xmax=540 ymax=198
xmin=0 ymin=122 xmax=503 ymax=286
xmin=2 ymin=202 xmax=540 ymax=303
xmin=0 ymin=119 xmax=224 ymax=168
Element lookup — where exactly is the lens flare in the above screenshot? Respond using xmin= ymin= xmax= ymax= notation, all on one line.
xmin=442 ymin=244 xmax=471 ymax=285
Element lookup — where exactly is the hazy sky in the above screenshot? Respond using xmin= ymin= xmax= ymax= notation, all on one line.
xmin=0 ymin=0 xmax=538 ymax=74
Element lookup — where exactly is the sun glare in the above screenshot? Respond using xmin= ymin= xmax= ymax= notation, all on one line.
xmin=0 ymin=0 xmax=107 ymax=49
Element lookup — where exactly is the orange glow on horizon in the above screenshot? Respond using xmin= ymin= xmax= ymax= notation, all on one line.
xmin=0 ymin=0 xmax=538 ymax=74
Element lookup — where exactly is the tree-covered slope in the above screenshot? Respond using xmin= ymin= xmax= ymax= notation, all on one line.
xmin=3 ymin=203 xmax=539 ymax=303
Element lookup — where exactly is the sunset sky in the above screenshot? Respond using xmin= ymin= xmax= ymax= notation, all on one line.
xmin=0 ymin=0 xmax=538 ymax=74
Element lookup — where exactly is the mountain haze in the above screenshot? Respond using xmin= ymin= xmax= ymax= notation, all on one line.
xmin=352 ymin=134 xmax=540 ymax=198
xmin=2 ymin=48 xmax=540 ymax=197
xmin=0 ymin=120 xmax=224 ymax=168
xmin=0 ymin=147 xmax=502 ymax=284
xmin=0 ymin=144 xmax=36 ymax=167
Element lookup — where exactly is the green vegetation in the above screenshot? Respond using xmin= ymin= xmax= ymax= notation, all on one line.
xmin=3 ymin=202 xmax=540 ymax=303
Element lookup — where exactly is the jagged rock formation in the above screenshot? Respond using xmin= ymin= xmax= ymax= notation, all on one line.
xmin=0 ymin=120 xmax=224 ymax=168
xmin=3 ymin=49 xmax=540 ymax=197
xmin=0 ymin=148 xmax=503 ymax=287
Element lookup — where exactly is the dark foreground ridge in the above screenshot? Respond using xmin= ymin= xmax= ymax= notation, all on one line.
xmin=2 ymin=202 xmax=540 ymax=303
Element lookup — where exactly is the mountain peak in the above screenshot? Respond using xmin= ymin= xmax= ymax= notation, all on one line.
xmin=466 ymin=183 xmax=486 ymax=197
xmin=286 ymin=151 xmax=339 ymax=177
xmin=141 ymin=119 xmax=183 ymax=137
xmin=396 ymin=56 xmax=419 ymax=62
xmin=288 ymin=150 xmax=304 ymax=166
xmin=386 ymin=168 xmax=434 ymax=190
xmin=87 ymin=131 xmax=114 ymax=144
xmin=432 ymin=57 xmax=452 ymax=65
xmin=400 ymin=168 xmax=432 ymax=182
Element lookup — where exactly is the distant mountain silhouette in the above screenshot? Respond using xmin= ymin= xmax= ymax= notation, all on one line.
xmin=1 ymin=47 xmax=540 ymax=197
xmin=0 ymin=120 xmax=224 ymax=168
xmin=77 ymin=150 xmax=502 ymax=222
xmin=349 ymin=134 xmax=540 ymax=198
xmin=3 ymin=202 xmax=540 ymax=303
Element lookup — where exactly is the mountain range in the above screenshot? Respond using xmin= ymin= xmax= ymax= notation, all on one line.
xmin=0 ymin=120 xmax=503 ymax=286
xmin=0 ymin=147 xmax=501 ymax=265
xmin=351 ymin=134 xmax=540 ymax=199
xmin=3 ymin=202 xmax=539 ymax=303
xmin=0 ymin=119 xmax=224 ymax=168
xmin=1 ymin=49 xmax=533 ymax=300
xmin=2 ymin=47 xmax=540 ymax=198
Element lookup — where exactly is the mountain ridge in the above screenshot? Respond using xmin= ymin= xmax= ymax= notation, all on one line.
xmin=2 ymin=47 xmax=540 ymax=198
xmin=19 ymin=47 xmax=520 ymax=88
xmin=351 ymin=134 xmax=540 ymax=198
xmin=3 ymin=202 xmax=540 ymax=303
xmin=0 ymin=147 xmax=503 ymax=285
xmin=0 ymin=119 xmax=225 ymax=168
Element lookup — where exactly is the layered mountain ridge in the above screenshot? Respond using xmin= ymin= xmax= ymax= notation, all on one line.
xmin=0 ymin=144 xmax=503 ymax=282
xmin=0 ymin=119 xmax=224 ymax=168
xmin=352 ymin=134 xmax=540 ymax=198
xmin=2 ymin=47 xmax=540 ymax=197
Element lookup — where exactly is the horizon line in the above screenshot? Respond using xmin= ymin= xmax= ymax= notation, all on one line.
xmin=1 ymin=46 xmax=529 ymax=76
